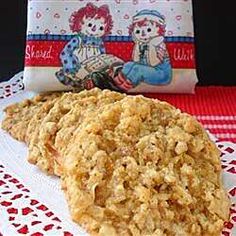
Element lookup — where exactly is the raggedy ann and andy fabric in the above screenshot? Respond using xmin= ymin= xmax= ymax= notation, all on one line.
xmin=24 ymin=0 xmax=198 ymax=93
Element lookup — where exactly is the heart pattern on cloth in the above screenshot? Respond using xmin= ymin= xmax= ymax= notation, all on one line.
xmin=176 ymin=15 xmax=182 ymax=21
xmin=44 ymin=29 xmax=50 ymax=34
xmin=60 ymin=29 xmax=67 ymax=35
xmin=28 ymin=1 xmax=193 ymax=37
xmin=54 ymin=13 xmax=60 ymax=19
xmin=123 ymin=14 xmax=130 ymax=19
xmin=36 ymin=12 xmax=42 ymax=19
xmin=0 ymin=163 xmax=75 ymax=235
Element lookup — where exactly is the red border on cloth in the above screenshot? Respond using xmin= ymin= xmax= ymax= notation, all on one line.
xmin=24 ymin=41 xmax=196 ymax=69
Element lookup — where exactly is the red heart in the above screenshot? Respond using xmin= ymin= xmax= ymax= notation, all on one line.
xmin=44 ymin=29 xmax=50 ymax=35
xmin=9 ymin=178 xmax=19 ymax=184
xmin=52 ymin=217 xmax=61 ymax=222
xmin=37 ymin=204 xmax=48 ymax=211
xmin=224 ymin=221 xmax=234 ymax=229
xmin=43 ymin=224 xmax=54 ymax=231
xmin=36 ymin=12 xmax=42 ymax=19
xmin=229 ymin=187 xmax=236 ymax=196
xmin=230 ymin=208 xmax=236 ymax=214
xmin=54 ymin=13 xmax=60 ymax=18
xmin=222 ymin=231 xmax=230 ymax=236
xmin=3 ymin=174 xmax=11 ymax=179
xmin=230 ymin=160 xmax=236 ymax=165
xmin=64 ymin=232 xmax=73 ymax=236
xmin=30 ymin=199 xmax=39 ymax=205
xmin=176 ymin=15 xmax=182 ymax=21
xmin=0 ymin=201 xmax=12 ymax=207
xmin=22 ymin=207 xmax=34 ymax=215
xmin=0 ymin=180 xmax=6 ymax=186
xmin=11 ymin=194 xmax=23 ymax=200
xmin=124 ymin=14 xmax=129 ymax=19
xmin=31 ymin=221 xmax=42 ymax=226
xmin=7 ymin=208 xmax=18 ymax=214
xmin=1 ymin=191 xmax=12 ymax=194
xmin=17 ymin=225 xmax=29 ymax=234
xmin=45 ymin=211 xmax=54 ymax=217
xmin=225 ymin=147 xmax=234 ymax=153
xmin=227 ymin=167 xmax=236 ymax=174
xmin=12 ymin=223 xmax=20 ymax=228
xmin=60 ymin=29 xmax=67 ymax=34
xmin=16 ymin=184 xmax=24 ymax=189
xmin=22 ymin=188 xmax=30 ymax=192
xmin=31 ymin=233 xmax=44 ymax=236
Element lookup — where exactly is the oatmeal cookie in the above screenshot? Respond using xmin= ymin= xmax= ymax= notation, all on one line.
xmin=61 ymin=95 xmax=230 ymax=236
xmin=54 ymin=89 xmax=125 ymax=175
xmin=1 ymin=92 xmax=61 ymax=142
xmin=26 ymin=96 xmax=61 ymax=166
xmin=33 ymin=88 xmax=124 ymax=175
xmin=1 ymin=89 xmax=230 ymax=235
xmin=28 ymin=92 xmax=84 ymax=174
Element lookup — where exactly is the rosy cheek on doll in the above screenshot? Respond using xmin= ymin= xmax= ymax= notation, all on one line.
xmin=81 ymin=17 xmax=106 ymax=37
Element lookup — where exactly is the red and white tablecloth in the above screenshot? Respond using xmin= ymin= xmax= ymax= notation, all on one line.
xmin=0 ymin=72 xmax=235 ymax=235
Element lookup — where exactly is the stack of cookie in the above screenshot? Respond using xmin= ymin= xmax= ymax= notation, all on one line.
xmin=1 ymin=88 xmax=230 ymax=236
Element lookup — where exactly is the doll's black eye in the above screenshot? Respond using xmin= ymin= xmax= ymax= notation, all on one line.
xmin=88 ymin=23 xmax=92 ymax=27
xmin=135 ymin=29 xmax=140 ymax=34
xmin=99 ymin=26 xmax=104 ymax=31
xmin=147 ymin=28 xmax=152 ymax=32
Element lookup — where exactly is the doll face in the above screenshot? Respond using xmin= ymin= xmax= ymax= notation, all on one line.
xmin=81 ymin=16 xmax=106 ymax=37
xmin=133 ymin=21 xmax=159 ymax=43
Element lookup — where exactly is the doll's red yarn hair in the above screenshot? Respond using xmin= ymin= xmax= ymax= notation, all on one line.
xmin=69 ymin=3 xmax=113 ymax=36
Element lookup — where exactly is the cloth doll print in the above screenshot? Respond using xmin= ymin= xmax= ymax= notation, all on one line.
xmin=112 ymin=10 xmax=172 ymax=91
xmin=56 ymin=3 xmax=124 ymax=90
xmin=56 ymin=4 xmax=172 ymax=92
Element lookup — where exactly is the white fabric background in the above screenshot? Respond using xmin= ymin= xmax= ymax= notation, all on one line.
xmin=27 ymin=0 xmax=194 ymax=37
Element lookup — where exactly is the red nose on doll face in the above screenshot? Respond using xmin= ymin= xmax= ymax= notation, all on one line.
xmin=92 ymin=25 xmax=96 ymax=32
